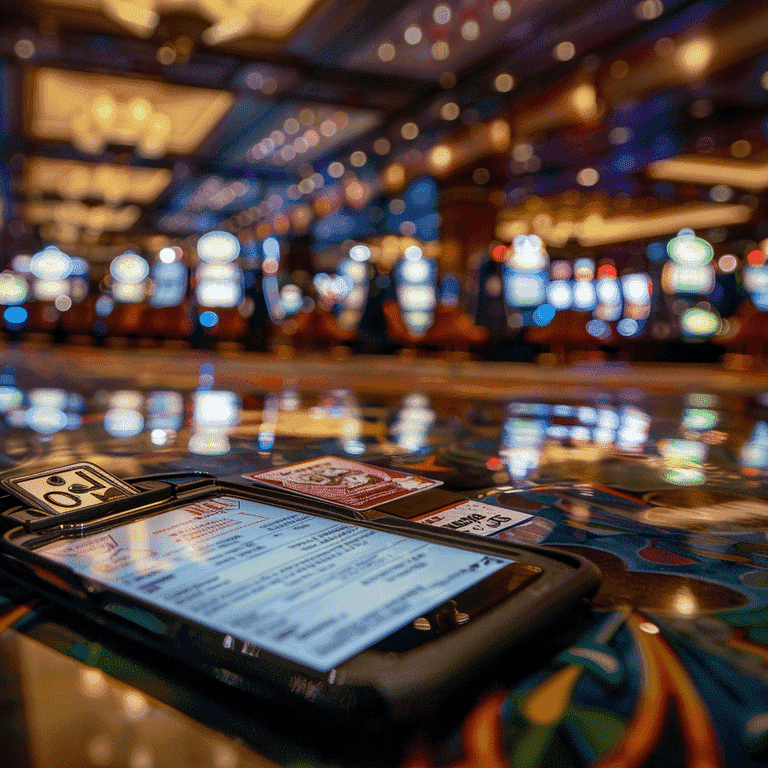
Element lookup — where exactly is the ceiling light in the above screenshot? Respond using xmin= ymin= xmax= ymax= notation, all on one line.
xmin=378 ymin=43 xmax=396 ymax=62
xmin=431 ymin=42 xmax=450 ymax=60
xmin=461 ymin=21 xmax=480 ymax=41
xmin=494 ymin=73 xmax=514 ymax=92
xmin=554 ymin=42 xmax=575 ymax=61
xmin=428 ymin=145 xmax=453 ymax=172
xmin=401 ymin=123 xmax=419 ymax=140
xmin=404 ymin=25 xmax=422 ymax=45
xmin=440 ymin=102 xmax=460 ymax=120
xmin=433 ymin=4 xmax=451 ymax=24
xmin=29 ymin=68 xmax=233 ymax=157
xmin=492 ymin=1 xmax=511 ymax=21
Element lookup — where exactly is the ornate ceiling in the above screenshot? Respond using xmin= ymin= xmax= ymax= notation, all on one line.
xmin=0 ymin=0 xmax=767 ymax=264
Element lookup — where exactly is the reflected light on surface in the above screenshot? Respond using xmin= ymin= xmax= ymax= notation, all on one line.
xmin=189 ymin=431 xmax=231 ymax=455
xmin=675 ymin=37 xmax=715 ymax=77
xmin=104 ymin=408 xmax=144 ymax=438
xmin=671 ymin=587 xmax=699 ymax=617
xmin=569 ymin=84 xmax=597 ymax=120
xmin=193 ymin=390 xmax=240 ymax=429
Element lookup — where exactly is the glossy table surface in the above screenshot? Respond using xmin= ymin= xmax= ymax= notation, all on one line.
xmin=2 ymin=344 xmax=768 ymax=768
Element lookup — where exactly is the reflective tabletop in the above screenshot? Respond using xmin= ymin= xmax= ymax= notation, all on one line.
xmin=2 ymin=346 xmax=768 ymax=768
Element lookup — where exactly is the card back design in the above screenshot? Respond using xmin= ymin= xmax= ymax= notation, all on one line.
xmin=243 ymin=456 xmax=442 ymax=510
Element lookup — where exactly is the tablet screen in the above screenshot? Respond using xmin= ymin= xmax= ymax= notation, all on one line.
xmin=38 ymin=496 xmax=513 ymax=671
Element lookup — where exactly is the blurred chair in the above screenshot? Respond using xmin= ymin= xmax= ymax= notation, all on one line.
xmin=525 ymin=309 xmax=613 ymax=364
xmin=719 ymin=299 xmax=768 ymax=368
xmin=382 ymin=299 xmax=489 ymax=357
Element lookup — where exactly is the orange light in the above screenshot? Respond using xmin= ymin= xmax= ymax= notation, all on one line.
xmin=492 ymin=245 xmax=507 ymax=262
xmin=384 ymin=163 xmax=406 ymax=190
xmin=428 ymin=145 xmax=453 ymax=172
xmin=597 ymin=264 xmax=617 ymax=278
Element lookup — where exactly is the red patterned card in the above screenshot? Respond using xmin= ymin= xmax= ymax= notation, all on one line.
xmin=243 ymin=456 xmax=442 ymax=510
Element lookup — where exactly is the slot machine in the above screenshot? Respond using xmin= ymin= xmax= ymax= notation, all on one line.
xmin=391 ymin=245 xmax=438 ymax=338
xmin=661 ymin=229 xmax=720 ymax=341
xmin=335 ymin=245 xmax=371 ymax=332
xmin=617 ymin=271 xmax=652 ymax=338
xmin=108 ymin=251 xmax=150 ymax=339
xmin=502 ymin=235 xmax=549 ymax=328
xmin=0 ymin=269 xmax=29 ymax=336
xmin=25 ymin=245 xmax=73 ymax=336
xmin=145 ymin=247 xmax=192 ymax=342
xmin=194 ymin=231 xmax=247 ymax=344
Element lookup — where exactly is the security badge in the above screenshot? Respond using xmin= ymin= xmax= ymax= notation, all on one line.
xmin=2 ymin=462 xmax=137 ymax=517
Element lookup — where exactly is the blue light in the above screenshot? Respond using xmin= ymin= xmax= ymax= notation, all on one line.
xmin=617 ymin=318 xmax=640 ymax=337
xmin=532 ymin=304 xmax=556 ymax=326
xmin=263 ymin=237 xmax=280 ymax=260
xmin=200 ymin=310 xmax=219 ymax=328
xmin=3 ymin=306 xmax=27 ymax=325
xmin=646 ymin=242 xmax=666 ymax=261
xmin=586 ymin=319 xmax=609 ymax=339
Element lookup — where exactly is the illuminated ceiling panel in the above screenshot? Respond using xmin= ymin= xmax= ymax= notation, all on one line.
xmin=25 ymin=200 xmax=142 ymax=232
xmin=497 ymin=199 xmax=754 ymax=247
xmin=41 ymin=0 xmax=325 ymax=43
xmin=339 ymin=0 xmax=522 ymax=80
xmin=24 ymin=158 xmax=172 ymax=204
xmin=225 ymin=103 xmax=381 ymax=167
xmin=648 ymin=155 xmax=768 ymax=192
xmin=27 ymin=68 xmax=234 ymax=156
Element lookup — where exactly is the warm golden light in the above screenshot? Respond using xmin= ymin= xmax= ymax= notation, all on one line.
xmin=43 ymin=0 xmax=323 ymax=43
xmin=648 ymin=155 xmax=768 ymax=192
xmin=569 ymin=84 xmax=598 ymax=120
xmin=675 ymin=37 xmax=715 ymax=76
xmin=29 ymin=69 xmax=234 ymax=156
xmin=25 ymin=200 xmax=141 ymax=232
xmin=25 ymin=158 xmax=171 ymax=205
xmin=489 ymin=119 xmax=510 ymax=149
xmin=384 ymin=163 xmax=406 ymax=190
xmin=494 ymin=73 xmax=515 ymax=93
xmin=498 ymin=200 xmax=752 ymax=246
xmin=428 ymin=145 xmax=453 ymax=172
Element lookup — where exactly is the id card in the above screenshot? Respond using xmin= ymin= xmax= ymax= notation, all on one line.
xmin=1 ymin=462 xmax=137 ymax=517
xmin=415 ymin=500 xmax=532 ymax=536
xmin=243 ymin=457 xmax=442 ymax=511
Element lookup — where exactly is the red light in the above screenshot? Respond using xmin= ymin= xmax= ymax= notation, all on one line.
xmin=597 ymin=264 xmax=617 ymax=279
xmin=492 ymin=245 xmax=508 ymax=262
xmin=486 ymin=457 xmax=504 ymax=470
xmin=747 ymin=250 xmax=766 ymax=266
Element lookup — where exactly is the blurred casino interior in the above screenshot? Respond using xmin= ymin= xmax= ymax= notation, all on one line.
xmin=1 ymin=0 xmax=768 ymax=369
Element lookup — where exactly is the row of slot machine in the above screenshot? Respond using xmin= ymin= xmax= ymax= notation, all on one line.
xmin=1 ymin=228 xmax=767 ymax=358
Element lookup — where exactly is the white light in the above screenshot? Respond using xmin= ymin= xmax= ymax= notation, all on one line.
xmin=547 ymin=281 xmax=572 ymax=309
xmin=104 ymin=408 xmax=144 ymax=438
xmin=193 ymin=391 xmax=240 ymax=429
xmin=30 ymin=246 xmax=71 ymax=280
xmin=159 ymin=247 xmax=176 ymax=263
xmin=197 ymin=231 xmax=240 ymax=264
xmin=404 ymin=25 xmax=422 ymax=45
xmin=404 ymin=245 xmax=423 ymax=261
xmin=110 ymin=252 xmax=149 ymax=284
xmin=401 ymin=259 xmax=429 ymax=283
xmin=349 ymin=245 xmax=371 ymax=262
xmin=433 ymin=4 xmax=451 ymax=24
